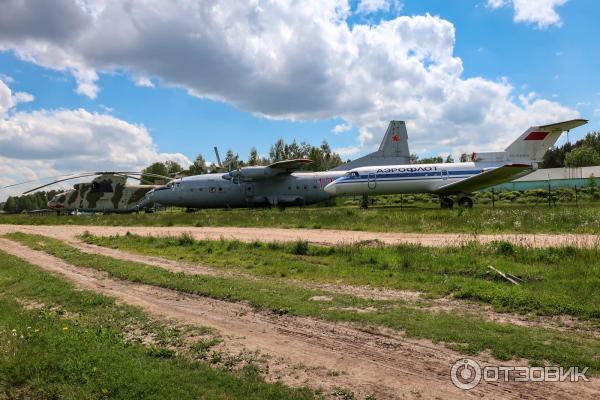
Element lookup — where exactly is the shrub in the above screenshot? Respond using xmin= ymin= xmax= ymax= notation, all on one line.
xmin=291 ymin=240 xmax=309 ymax=255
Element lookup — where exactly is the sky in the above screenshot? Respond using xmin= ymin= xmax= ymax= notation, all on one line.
xmin=0 ymin=0 xmax=598 ymax=200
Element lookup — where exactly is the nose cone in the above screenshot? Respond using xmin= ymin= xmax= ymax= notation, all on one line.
xmin=324 ymin=182 xmax=337 ymax=195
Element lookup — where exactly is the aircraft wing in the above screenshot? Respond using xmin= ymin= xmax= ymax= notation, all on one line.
xmin=267 ymin=159 xmax=313 ymax=171
xmin=224 ymin=159 xmax=313 ymax=182
xmin=434 ymin=164 xmax=532 ymax=195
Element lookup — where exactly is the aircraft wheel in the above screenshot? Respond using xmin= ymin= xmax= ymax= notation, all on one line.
xmin=440 ymin=197 xmax=454 ymax=209
xmin=458 ymin=196 xmax=473 ymax=208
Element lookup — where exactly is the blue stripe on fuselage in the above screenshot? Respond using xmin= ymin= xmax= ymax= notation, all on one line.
xmin=335 ymin=169 xmax=481 ymax=184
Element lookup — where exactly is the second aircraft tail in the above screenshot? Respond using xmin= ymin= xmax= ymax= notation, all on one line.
xmin=333 ymin=121 xmax=411 ymax=170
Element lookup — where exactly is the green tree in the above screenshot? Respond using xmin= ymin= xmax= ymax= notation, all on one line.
xmin=418 ymin=156 xmax=443 ymax=164
xmin=141 ymin=162 xmax=169 ymax=184
xmin=3 ymin=197 xmax=18 ymax=212
xmin=247 ymin=147 xmax=261 ymax=166
xmin=223 ymin=149 xmax=240 ymax=169
xmin=188 ymin=154 xmax=208 ymax=175
xmin=165 ymin=160 xmax=183 ymax=175
xmin=269 ymin=139 xmax=286 ymax=162
xmin=580 ymin=132 xmax=600 ymax=153
xmin=564 ymin=146 xmax=600 ymax=168
xmin=445 ymin=154 xmax=454 ymax=163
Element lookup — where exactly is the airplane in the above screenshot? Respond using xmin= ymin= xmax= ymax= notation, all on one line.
xmin=323 ymin=119 xmax=588 ymax=208
xmin=142 ymin=121 xmax=412 ymax=209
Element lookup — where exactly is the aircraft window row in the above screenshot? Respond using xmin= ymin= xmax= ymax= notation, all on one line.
xmin=287 ymin=185 xmax=319 ymax=190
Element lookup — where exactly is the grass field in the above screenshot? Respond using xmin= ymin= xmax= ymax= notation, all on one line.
xmin=81 ymin=233 xmax=600 ymax=320
xmin=0 ymin=250 xmax=315 ymax=400
xmin=7 ymin=232 xmax=600 ymax=374
xmin=2 ymin=204 xmax=600 ymax=233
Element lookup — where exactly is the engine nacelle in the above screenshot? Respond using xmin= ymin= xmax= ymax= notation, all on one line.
xmin=222 ymin=166 xmax=280 ymax=181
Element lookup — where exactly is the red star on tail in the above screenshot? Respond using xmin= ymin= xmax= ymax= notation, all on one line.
xmin=391 ymin=134 xmax=400 ymax=143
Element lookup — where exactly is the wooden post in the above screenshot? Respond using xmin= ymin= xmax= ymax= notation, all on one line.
xmin=491 ymin=188 xmax=495 ymax=209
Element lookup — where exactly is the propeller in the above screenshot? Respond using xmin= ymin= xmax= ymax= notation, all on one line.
xmin=214 ymin=146 xmax=223 ymax=168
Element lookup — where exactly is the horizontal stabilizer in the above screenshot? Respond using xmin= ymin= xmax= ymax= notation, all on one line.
xmin=435 ymin=164 xmax=532 ymax=195
xmin=538 ymin=119 xmax=588 ymax=132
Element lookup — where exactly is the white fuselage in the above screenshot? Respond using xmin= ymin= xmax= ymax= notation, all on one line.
xmin=324 ymin=162 xmax=507 ymax=195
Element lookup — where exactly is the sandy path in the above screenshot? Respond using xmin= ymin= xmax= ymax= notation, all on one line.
xmin=1 ymin=238 xmax=598 ymax=399
xmin=0 ymin=224 xmax=599 ymax=248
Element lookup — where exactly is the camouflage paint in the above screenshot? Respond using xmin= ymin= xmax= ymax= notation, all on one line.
xmin=112 ymin=184 xmax=125 ymax=209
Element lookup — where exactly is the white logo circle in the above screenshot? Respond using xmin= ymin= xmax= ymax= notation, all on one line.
xmin=451 ymin=358 xmax=482 ymax=390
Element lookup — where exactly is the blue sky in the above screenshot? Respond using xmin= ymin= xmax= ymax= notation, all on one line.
xmin=0 ymin=0 xmax=597 ymax=193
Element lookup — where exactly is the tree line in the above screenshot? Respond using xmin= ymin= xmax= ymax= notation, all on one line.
xmin=541 ymin=132 xmax=600 ymax=168
xmin=141 ymin=139 xmax=343 ymax=184
xmin=2 ymin=190 xmax=60 ymax=213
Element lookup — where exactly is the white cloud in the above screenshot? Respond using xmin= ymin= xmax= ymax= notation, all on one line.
xmin=332 ymin=122 xmax=352 ymax=134
xmin=0 ymin=73 xmax=15 ymax=84
xmin=135 ymin=76 xmax=155 ymax=88
xmin=333 ymin=145 xmax=361 ymax=158
xmin=487 ymin=0 xmax=568 ymax=29
xmin=0 ymin=78 xmax=190 ymax=200
xmin=356 ymin=0 xmax=393 ymax=14
xmin=0 ymin=1 xmax=579 ymax=164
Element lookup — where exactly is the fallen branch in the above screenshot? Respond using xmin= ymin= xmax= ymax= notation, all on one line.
xmin=487 ymin=265 xmax=521 ymax=286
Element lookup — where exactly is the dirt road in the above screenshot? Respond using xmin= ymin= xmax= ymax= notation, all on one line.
xmin=1 ymin=237 xmax=598 ymax=399
xmin=1 ymin=224 xmax=599 ymax=248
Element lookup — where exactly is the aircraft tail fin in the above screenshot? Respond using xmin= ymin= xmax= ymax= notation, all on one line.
xmin=378 ymin=121 xmax=410 ymax=157
xmin=505 ymin=119 xmax=588 ymax=162
xmin=333 ymin=121 xmax=410 ymax=170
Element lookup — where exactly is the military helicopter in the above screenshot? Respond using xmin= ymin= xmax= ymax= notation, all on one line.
xmin=19 ymin=171 xmax=173 ymax=213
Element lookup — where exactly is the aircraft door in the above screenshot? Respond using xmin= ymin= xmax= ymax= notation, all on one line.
xmin=368 ymin=172 xmax=377 ymax=190
xmin=441 ymin=169 xmax=448 ymax=181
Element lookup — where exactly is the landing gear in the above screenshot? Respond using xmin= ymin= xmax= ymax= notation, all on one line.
xmin=360 ymin=194 xmax=369 ymax=209
xmin=458 ymin=196 xmax=473 ymax=208
xmin=440 ymin=197 xmax=454 ymax=209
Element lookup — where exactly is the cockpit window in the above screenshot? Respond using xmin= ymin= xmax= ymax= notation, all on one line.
xmin=346 ymin=171 xmax=359 ymax=177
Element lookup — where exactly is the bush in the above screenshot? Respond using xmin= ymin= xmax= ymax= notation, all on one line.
xmin=291 ymin=240 xmax=309 ymax=255
xmin=177 ymin=233 xmax=195 ymax=246
xmin=495 ymin=241 xmax=515 ymax=256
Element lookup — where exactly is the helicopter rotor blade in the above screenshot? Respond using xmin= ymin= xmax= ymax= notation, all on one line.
xmin=16 ymin=171 xmax=175 ymax=195
xmin=0 ymin=172 xmax=96 ymax=192
xmin=21 ymin=173 xmax=105 ymax=195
